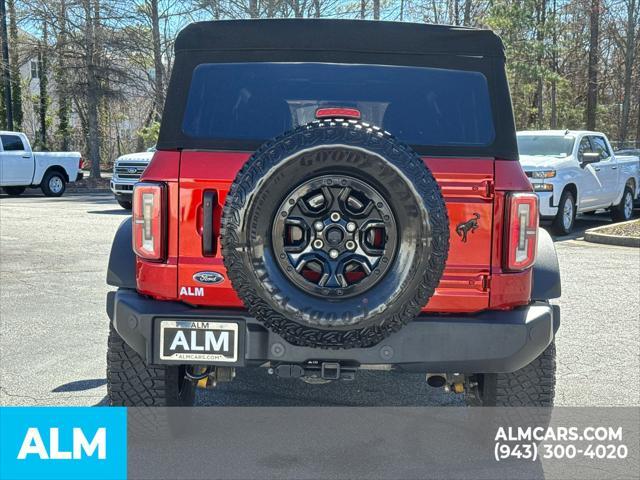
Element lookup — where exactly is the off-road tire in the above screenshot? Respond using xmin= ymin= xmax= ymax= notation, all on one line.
xmin=41 ymin=171 xmax=66 ymax=197
xmin=468 ymin=341 xmax=556 ymax=406
xmin=117 ymin=198 xmax=132 ymax=210
xmin=221 ymin=119 xmax=449 ymax=349
xmin=610 ymin=186 xmax=634 ymax=222
xmin=107 ymin=324 xmax=195 ymax=406
xmin=551 ymin=190 xmax=575 ymax=236
xmin=2 ymin=186 xmax=26 ymax=196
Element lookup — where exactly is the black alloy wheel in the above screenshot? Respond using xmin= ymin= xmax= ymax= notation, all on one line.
xmin=272 ymin=175 xmax=397 ymax=299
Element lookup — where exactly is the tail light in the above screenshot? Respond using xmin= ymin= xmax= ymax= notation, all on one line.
xmin=505 ymin=192 xmax=538 ymax=271
xmin=132 ymin=182 xmax=166 ymax=261
xmin=78 ymin=158 xmax=84 ymax=169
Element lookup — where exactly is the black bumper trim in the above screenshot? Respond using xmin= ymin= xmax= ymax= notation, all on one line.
xmin=107 ymin=289 xmax=558 ymax=373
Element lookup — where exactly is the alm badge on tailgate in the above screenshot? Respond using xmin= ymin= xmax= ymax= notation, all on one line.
xmin=160 ymin=321 xmax=238 ymax=362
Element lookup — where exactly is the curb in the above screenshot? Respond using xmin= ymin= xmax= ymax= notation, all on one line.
xmin=584 ymin=220 xmax=640 ymax=248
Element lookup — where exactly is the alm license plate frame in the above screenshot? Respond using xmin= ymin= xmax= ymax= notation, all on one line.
xmin=157 ymin=319 xmax=243 ymax=365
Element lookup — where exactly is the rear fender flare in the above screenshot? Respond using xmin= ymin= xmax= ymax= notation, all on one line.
xmin=532 ymin=228 xmax=561 ymax=301
xmin=107 ymin=217 xmax=136 ymax=289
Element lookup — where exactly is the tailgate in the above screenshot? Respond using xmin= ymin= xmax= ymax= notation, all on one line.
xmin=177 ymin=152 xmax=494 ymax=313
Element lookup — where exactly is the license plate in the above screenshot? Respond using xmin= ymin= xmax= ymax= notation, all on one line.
xmin=159 ymin=321 xmax=238 ymax=362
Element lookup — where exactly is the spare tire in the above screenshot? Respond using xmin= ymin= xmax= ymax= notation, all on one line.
xmin=221 ymin=119 xmax=449 ymax=349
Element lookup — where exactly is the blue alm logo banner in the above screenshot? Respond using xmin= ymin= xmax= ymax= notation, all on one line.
xmin=0 ymin=407 xmax=126 ymax=480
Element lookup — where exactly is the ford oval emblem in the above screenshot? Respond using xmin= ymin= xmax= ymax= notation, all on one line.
xmin=127 ymin=167 xmax=138 ymax=174
xmin=193 ymin=271 xmax=224 ymax=284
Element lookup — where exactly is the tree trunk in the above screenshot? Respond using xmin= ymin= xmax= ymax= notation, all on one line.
xmin=586 ymin=0 xmax=600 ymax=130
xmin=373 ymin=0 xmax=380 ymax=19
xmin=618 ymin=0 xmax=636 ymax=145
xmin=38 ymin=23 xmax=48 ymax=149
xmin=463 ymin=0 xmax=472 ymax=25
xmin=550 ymin=0 xmax=557 ymax=129
xmin=529 ymin=0 xmax=546 ymax=128
xmin=0 ymin=0 xmax=12 ymax=129
xmin=249 ymin=0 xmax=258 ymax=18
xmin=84 ymin=0 xmax=101 ymax=179
xmin=150 ymin=0 xmax=164 ymax=121
xmin=7 ymin=0 xmax=21 ymax=130
xmin=360 ymin=0 xmax=366 ymax=19
xmin=313 ymin=0 xmax=320 ymax=17
xmin=636 ymin=93 xmax=640 ymax=148
xmin=55 ymin=0 xmax=71 ymax=151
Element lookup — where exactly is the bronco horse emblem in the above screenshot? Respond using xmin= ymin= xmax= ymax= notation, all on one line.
xmin=456 ymin=213 xmax=481 ymax=243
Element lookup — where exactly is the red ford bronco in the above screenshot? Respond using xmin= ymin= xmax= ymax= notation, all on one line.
xmin=106 ymin=19 xmax=560 ymax=407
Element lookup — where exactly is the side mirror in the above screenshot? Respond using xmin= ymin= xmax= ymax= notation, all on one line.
xmin=580 ymin=152 xmax=600 ymax=167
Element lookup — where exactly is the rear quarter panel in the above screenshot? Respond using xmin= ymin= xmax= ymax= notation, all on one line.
xmin=32 ymin=152 xmax=82 ymax=184
xmin=615 ymin=155 xmax=640 ymax=200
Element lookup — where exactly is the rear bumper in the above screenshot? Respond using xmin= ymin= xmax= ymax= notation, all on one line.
xmin=107 ymin=289 xmax=559 ymax=373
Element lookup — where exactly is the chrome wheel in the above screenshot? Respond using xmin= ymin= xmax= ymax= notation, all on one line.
xmin=623 ymin=192 xmax=633 ymax=220
xmin=49 ymin=176 xmax=64 ymax=194
xmin=562 ymin=198 xmax=574 ymax=231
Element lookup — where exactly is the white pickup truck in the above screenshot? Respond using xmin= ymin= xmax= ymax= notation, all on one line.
xmin=518 ymin=130 xmax=639 ymax=235
xmin=0 ymin=131 xmax=83 ymax=197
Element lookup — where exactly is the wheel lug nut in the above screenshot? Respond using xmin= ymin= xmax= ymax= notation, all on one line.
xmin=314 ymin=221 xmax=324 ymax=231
xmin=313 ymin=239 xmax=324 ymax=249
xmin=346 ymin=222 xmax=357 ymax=232
xmin=346 ymin=241 xmax=356 ymax=251
xmin=329 ymin=249 xmax=339 ymax=259
xmin=330 ymin=212 xmax=341 ymax=222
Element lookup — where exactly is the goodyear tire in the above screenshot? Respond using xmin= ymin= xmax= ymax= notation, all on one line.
xmin=221 ymin=119 xmax=449 ymax=349
xmin=107 ymin=325 xmax=195 ymax=406
xmin=467 ymin=341 xmax=556 ymax=406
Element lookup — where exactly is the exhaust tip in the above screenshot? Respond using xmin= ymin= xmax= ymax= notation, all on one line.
xmin=426 ymin=374 xmax=447 ymax=388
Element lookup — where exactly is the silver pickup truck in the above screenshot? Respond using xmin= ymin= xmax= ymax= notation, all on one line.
xmin=110 ymin=147 xmax=155 ymax=209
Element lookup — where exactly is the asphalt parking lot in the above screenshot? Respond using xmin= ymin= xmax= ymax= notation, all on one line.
xmin=0 ymin=193 xmax=638 ymax=407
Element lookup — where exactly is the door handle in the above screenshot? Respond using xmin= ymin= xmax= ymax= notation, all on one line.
xmin=611 ymin=166 xmax=617 ymax=170
xmin=21 ymin=155 xmax=30 ymax=159
xmin=594 ymin=167 xmax=601 ymax=171
xmin=202 ymin=190 xmax=217 ymax=257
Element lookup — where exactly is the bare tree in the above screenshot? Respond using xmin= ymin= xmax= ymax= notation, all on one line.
xmin=529 ymin=0 xmax=547 ymax=129
xmin=616 ymin=0 xmax=638 ymax=144
xmin=150 ymin=0 xmax=165 ymax=120
xmin=463 ymin=0 xmax=471 ymax=26
xmin=37 ymin=22 xmax=49 ymax=149
xmin=586 ymin=0 xmax=601 ymax=130
xmin=7 ymin=0 xmax=21 ymax=129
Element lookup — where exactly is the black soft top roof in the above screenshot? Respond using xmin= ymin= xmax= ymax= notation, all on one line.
xmin=159 ymin=19 xmax=517 ymax=160
xmin=175 ymin=19 xmax=505 ymax=59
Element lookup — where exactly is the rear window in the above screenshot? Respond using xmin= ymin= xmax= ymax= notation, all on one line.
xmin=517 ymin=135 xmax=575 ymax=157
xmin=182 ymin=62 xmax=495 ymax=147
